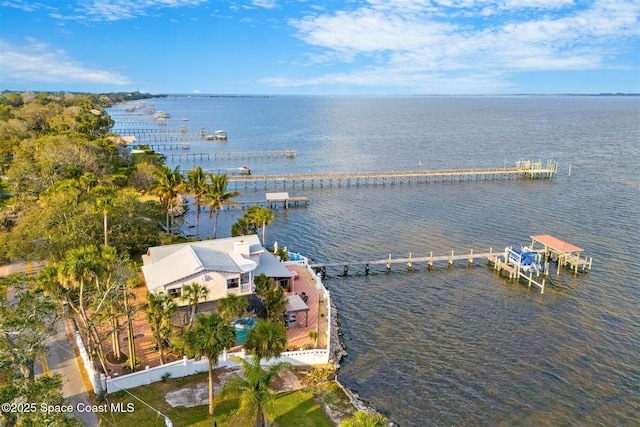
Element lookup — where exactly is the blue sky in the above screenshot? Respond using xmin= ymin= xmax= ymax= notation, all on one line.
xmin=1 ymin=0 xmax=639 ymax=94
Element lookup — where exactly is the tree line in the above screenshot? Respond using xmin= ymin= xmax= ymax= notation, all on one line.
xmin=0 ymin=91 xmax=284 ymax=426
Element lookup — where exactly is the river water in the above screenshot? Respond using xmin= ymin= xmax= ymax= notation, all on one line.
xmin=110 ymin=95 xmax=640 ymax=426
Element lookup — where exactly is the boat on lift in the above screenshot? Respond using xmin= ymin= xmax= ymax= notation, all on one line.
xmin=505 ymin=242 xmax=541 ymax=273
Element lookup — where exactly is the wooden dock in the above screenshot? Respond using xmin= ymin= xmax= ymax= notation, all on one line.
xmin=132 ymin=143 xmax=191 ymax=150
xmin=113 ymin=128 xmax=218 ymax=143
xmin=311 ymin=249 xmax=550 ymax=293
xmin=164 ymin=150 xmax=297 ymax=161
xmin=311 ymin=236 xmax=591 ymax=295
xmin=234 ymin=196 xmax=309 ymax=209
xmin=311 ymin=249 xmax=500 ymax=274
xmin=227 ymin=160 xmax=558 ymax=190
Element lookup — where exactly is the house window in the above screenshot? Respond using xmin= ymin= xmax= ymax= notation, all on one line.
xmin=278 ymin=278 xmax=290 ymax=292
xmin=227 ymin=277 xmax=239 ymax=289
xmin=168 ymin=288 xmax=182 ymax=298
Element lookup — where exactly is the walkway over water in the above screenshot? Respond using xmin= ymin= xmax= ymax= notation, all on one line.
xmin=226 ymin=160 xmax=558 ymax=190
xmin=311 ymin=236 xmax=591 ymax=295
xmin=164 ymin=150 xmax=297 ymax=161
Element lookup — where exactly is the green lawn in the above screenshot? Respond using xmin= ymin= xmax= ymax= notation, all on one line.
xmin=97 ymin=371 xmax=341 ymax=427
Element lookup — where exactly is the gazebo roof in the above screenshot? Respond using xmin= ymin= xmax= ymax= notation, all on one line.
xmin=285 ymin=294 xmax=309 ymax=313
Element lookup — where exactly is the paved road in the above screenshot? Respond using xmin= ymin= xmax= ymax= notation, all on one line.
xmin=4 ymin=263 xmax=97 ymax=426
xmin=34 ymin=318 xmax=98 ymax=427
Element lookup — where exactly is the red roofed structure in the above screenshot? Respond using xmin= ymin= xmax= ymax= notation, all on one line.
xmin=530 ymin=235 xmax=583 ymax=253
xmin=530 ymin=234 xmax=592 ymax=273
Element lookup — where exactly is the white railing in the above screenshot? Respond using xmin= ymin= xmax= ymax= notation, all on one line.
xmin=74 ymin=330 xmax=103 ymax=395
xmin=103 ymin=347 xmax=330 ymax=393
xmin=98 ymin=253 xmax=333 ymax=394
xmin=284 ymin=253 xmax=332 ymax=362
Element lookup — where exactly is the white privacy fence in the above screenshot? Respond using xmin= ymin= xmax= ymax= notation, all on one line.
xmin=103 ymin=348 xmax=330 ymax=393
xmin=97 ymin=254 xmax=332 ymax=394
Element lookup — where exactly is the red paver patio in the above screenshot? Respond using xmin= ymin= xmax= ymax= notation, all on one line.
xmin=99 ymin=264 xmax=323 ymax=377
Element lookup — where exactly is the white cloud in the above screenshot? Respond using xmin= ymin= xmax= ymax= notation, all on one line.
xmin=279 ymin=0 xmax=640 ymax=91
xmin=0 ymin=39 xmax=130 ymax=85
xmin=1 ymin=0 xmax=48 ymax=12
xmin=52 ymin=0 xmax=209 ymax=21
xmin=252 ymin=0 xmax=277 ymax=9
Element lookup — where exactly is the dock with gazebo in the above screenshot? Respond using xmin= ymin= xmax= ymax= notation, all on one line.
xmin=310 ymin=234 xmax=592 ymax=295
xmin=529 ymin=234 xmax=593 ymax=274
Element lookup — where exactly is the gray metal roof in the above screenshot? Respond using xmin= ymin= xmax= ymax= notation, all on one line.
xmin=142 ymin=243 xmax=257 ymax=290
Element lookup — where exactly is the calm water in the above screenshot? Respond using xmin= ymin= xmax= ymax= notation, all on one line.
xmin=110 ymin=96 xmax=640 ymax=426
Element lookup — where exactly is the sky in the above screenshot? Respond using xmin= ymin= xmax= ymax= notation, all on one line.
xmin=0 ymin=0 xmax=639 ymax=95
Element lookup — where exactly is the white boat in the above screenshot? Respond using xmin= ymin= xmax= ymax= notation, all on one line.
xmin=505 ymin=242 xmax=541 ymax=273
xmin=204 ymin=130 xmax=228 ymax=141
xmin=154 ymin=111 xmax=171 ymax=119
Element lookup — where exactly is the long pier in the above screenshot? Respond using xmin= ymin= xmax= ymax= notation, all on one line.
xmin=227 ymin=160 xmax=558 ymax=190
xmin=311 ymin=249 xmax=500 ymax=273
xmin=163 ymin=150 xmax=297 ymax=161
xmin=310 ymin=242 xmax=588 ymax=294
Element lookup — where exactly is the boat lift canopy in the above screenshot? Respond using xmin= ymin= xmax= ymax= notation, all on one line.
xmin=530 ymin=235 xmax=583 ymax=253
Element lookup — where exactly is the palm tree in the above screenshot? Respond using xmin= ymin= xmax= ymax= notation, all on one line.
xmin=340 ymin=411 xmax=388 ymax=427
xmin=216 ymin=292 xmax=248 ymax=322
xmin=245 ymin=205 xmax=275 ymax=246
xmin=56 ymin=246 xmax=109 ymax=370
xmin=181 ymin=282 xmax=209 ymax=328
xmin=205 ymin=173 xmax=240 ymax=239
xmin=231 ymin=216 xmax=257 ymax=237
xmin=254 ymin=274 xmax=287 ymax=323
xmin=183 ymin=312 xmax=236 ymax=417
xmin=186 ymin=166 xmax=208 ymax=240
xmin=244 ymin=318 xmax=288 ymax=361
xmin=142 ymin=292 xmax=177 ymax=365
xmin=221 ymin=355 xmax=292 ymax=427
xmin=150 ymin=164 xmax=184 ymax=240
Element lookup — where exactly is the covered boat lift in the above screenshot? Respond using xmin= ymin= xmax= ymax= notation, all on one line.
xmin=530 ymin=234 xmax=592 ymax=273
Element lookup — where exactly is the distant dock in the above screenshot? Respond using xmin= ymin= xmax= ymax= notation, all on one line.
xmin=235 ymin=192 xmax=309 ymax=209
xmin=227 ymin=160 xmax=558 ymax=190
xmin=164 ymin=150 xmax=297 ymax=161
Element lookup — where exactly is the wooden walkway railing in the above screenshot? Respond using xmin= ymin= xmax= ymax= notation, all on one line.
xmin=227 ymin=161 xmax=558 ymax=189
xmin=164 ymin=150 xmax=297 ymax=161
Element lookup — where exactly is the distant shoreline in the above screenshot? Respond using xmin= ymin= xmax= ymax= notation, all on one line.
xmin=162 ymin=92 xmax=640 ymax=98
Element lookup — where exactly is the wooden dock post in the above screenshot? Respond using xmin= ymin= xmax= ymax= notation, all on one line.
xmin=365 ymin=263 xmax=370 ymax=275
xmin=386 ymin=254 xmax=391 ymax=272
xmin=449 ymin=250 xmax=454 ymax=267
xmin=428 ymin=251 xmax=433 ymax=269
xmin=407 ymin=252 xmax=412 ymax=270
xmin=468 ymin=248 xmax=473 ymax=266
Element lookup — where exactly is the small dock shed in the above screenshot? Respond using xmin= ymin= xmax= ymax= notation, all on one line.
xmin=265 ymin=192 xmax=309 ymax=209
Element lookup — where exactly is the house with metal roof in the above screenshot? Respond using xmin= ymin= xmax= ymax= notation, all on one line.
xmin=141 ymin=234 xmax=295 ymax=305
